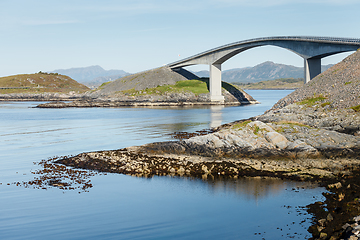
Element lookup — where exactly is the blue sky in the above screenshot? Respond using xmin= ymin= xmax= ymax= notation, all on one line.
xmin=0 ymin=0 xmax=359 ymax=77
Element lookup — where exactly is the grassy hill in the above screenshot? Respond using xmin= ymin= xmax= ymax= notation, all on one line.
xmin=235 ymin=78 xmax=304 ymax=89
xmin=0 ymin=72 xmax=90 ymax=94
xmin=120 ymin=79 xmax=209 ymax=96
xmin=96 ymin=67 xmax=199 ymax=95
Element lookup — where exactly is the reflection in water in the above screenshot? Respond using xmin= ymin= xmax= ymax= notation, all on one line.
xmin=203 ymin=176 xmax=319 ymax=201
xmin=16 ymin=157 xmax=320 ymax=201
xmin=13 ymin=158 xmax=318 ymax=202
xmin=138 ymin=105 xmax=226 ymax=136
xmin=0 ymin=94 xmax=325 ymax=240
xmin=210 ymin=105 xmax=223 ymax=128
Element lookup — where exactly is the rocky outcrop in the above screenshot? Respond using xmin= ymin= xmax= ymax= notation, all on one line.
xmin=56 ymin=119 xmax=360 ymax=181
xmin=142 ymin=120 xmax=360 ymax=159
xmin=272 ymin=49 xmax=360 ymax=111
xmin=258 ymin=102 xmax=360 ymax=135
xmin=0 ymin=92 xmax=90 ymax=101
xmin=36 ymin=84 xmax=258 ymax=108
xmin=36 ymin=93 xmax=257 ymax=108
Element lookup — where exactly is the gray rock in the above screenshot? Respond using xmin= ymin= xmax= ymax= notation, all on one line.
xmin=264 ymin=132 xmax=289 ymax=149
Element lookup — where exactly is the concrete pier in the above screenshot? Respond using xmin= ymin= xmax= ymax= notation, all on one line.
xmin=304 ymin=58 xmax=322 ymax=83
xmin=209 ymin=64 xmax=225 ymax=102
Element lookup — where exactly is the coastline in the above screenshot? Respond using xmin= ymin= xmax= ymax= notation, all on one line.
xmin=53 ymin=102 xmax=360 ymax=240
xmin=34 ymin=100 xmax=259 ymax=108
xmin=243 ymin=88 xmax=299 ymax=90
xmin=6 ymin=46 xmax=360 ymax=239
xmin=0 ymin=86 xmax=260 ymax=107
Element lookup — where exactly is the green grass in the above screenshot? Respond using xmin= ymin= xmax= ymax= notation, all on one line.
xmin=122 ymin=80 xmax=209 ymax=96
xmin=231 ymin=120 xmax=251 ymax=130
xmin=274 ymin=121 xmax=312 ymax=133
xmin=253 ymin=126 xmax=260 ymax=135
xmin=279 ymin=122 xmax=311 ymax=128
xmin=98 ymin=81 xmax=111 ymax=89
xmin=351 ymin=105 xmax=360 ymax=112
xmin=298 ymin=95 xmax=328 ymax=106
xmin=321 ymin=102 xmax=331 ymax=107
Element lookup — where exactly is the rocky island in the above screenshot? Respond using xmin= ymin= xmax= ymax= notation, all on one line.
xmin=0 ymin=67 xmax=257 ymax=106
xmin=35 ymin=67 xmax=257 ymax=107
xmin=55 ymin=50 xmax=360 ymax=240
xmin=0 ymin=72 xmax=90 ymax=101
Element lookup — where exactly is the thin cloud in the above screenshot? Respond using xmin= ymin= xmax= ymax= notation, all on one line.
xmin=212 ymin=0 xmax=358 ymax=6
xmin=132 ymin=27 xmax=173 ymax=33
xmin=22 ymin=19 xmax=79 ymax=26
xmin=73 ymin=1 xmax=206 ymax=14
xmin=79 ymin=3 xmax=158 ymax=13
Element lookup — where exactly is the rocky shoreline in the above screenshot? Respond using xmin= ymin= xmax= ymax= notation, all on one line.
xmin=55 ymin=113 xmax=360 ymax=240
xmin=0 ymin=83 xmax=259 ymax=107
xmin=0 ymin=92 xmax=88 ymax=101
xmin=19 ymin=50 xmax=360 ymax=239
xmin=53 ymin=97 xmax=360 ymax=240
xmin=35 ymin=99 xmax=256 ymax=108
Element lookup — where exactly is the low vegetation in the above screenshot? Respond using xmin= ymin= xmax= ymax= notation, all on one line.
xmin=97 ymin=81 xmax=111 ymax=90
xmin=0 ymin=72 xmax=90 ymax=94
xmin=274 ymin=121 xmax=312 ymax=133
xmin=121 ymin=80 xmax=209 ymax=96
xmin=297 ymin=95 xmax=328 ymax=107
xmin=320 ymin=102 xmax=331 ymax=107
xmin=351 ymin=104 xmax=360 ymax=112
xmin=231 ymin=120 xmax=251 ymax=130
xmin=235 ymin=78 xmax=304 ymax=89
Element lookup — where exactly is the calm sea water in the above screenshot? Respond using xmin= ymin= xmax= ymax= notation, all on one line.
xmin=0 ymin=90 xmax=325 ymax=240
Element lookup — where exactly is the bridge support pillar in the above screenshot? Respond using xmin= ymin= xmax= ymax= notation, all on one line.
xmin=209 ymin=64 xmax=225 ymax=102
xmin=304 ymin=58 xmax=321 ymax=83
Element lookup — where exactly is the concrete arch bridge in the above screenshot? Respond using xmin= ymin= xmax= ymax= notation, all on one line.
xmin=167 ymin=36 xmax=360 ymax=102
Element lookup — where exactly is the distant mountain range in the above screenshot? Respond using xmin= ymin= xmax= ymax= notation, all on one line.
xmin=51 ymin=65 xmax=130 ymax=87
xmin=50 ymin=62 xmax=334 ymax=88
xmin=193 ymin=61 xmax=334 ymax=83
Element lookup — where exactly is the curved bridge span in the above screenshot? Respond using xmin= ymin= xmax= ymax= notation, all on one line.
xmin=167 ymin=36 xmax=360 ymax=102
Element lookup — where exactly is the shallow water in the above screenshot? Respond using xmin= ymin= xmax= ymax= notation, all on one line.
xmin=0 ymin=90 xmax=325 ymax=239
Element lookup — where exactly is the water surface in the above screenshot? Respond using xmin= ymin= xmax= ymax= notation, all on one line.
xmin=0 ymin=90 xmax=325 ymax=239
